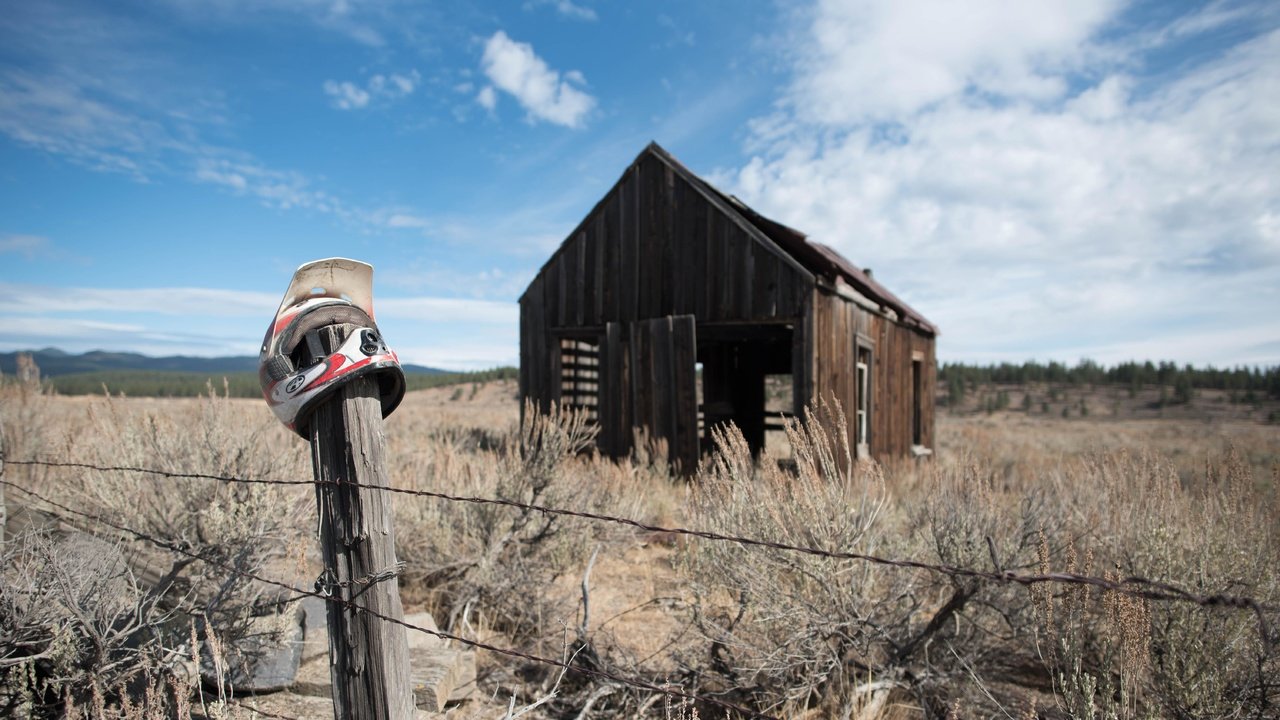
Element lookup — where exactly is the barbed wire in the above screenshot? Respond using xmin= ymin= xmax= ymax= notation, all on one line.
xmin=8 ymin=456 xmax=1279 ymax=636
xmin=0 ymin=478 xmax=781 ymax=720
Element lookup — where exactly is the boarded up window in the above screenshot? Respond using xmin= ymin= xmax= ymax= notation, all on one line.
xmin=560 ymin=337 xmax=599 ymax=424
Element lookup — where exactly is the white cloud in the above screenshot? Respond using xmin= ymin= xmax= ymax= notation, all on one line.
xmin=785 ymin=0 xmax=1117 ymax=124
xmin=323 ymin=80 xmax=371 ymax=109
xmin=323 ymin=70 xmax=418 ymax=110
xmin=476 ymin=85 xmax=497 ymax=111
xmin=726 ymin=1 xmax=1280 ymax=365
xmin=479 ymin=31 xmax=595 ymax=128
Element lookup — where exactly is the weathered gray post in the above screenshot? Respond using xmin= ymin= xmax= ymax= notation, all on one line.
xmin=0 ymin=421 xmax=6 ymax=546
xmin=309 ymin=324 xmax=414 ymax=720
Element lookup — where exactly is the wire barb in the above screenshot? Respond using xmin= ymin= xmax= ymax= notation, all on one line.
xmin=314 ymin=562 xmax=405 ymax=595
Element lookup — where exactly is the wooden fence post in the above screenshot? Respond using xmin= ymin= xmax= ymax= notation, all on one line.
xmin=1 ymin=423 xmax=6 ymax=547
xmin=309 ymin=324 xmax=414 ymax=720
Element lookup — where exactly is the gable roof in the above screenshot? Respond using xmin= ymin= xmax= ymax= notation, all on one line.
xmin=646 ymin=143 xmax=937 ymax=336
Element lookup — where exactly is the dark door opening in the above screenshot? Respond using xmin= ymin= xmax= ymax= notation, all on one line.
xmin=912 ymin=357 xmax=923 ymax=446
xmin=697 ymin=323 xmax=793 ymax=459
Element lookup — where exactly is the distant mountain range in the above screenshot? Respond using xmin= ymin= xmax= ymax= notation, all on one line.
xmin=0 ymin=348 xmax=448 ymax=377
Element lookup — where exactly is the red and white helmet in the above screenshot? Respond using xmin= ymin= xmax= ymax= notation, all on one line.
xmin=259 ymin=258 xmax=405 ymax=437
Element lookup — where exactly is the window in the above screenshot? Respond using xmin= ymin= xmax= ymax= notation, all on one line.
xmin=856 ymin=345 xmax=871 ymax=455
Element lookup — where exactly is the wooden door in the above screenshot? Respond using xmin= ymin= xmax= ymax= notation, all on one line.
xmin=629 ymin=315 xmax=698 ymax=474
xmin=600 ymin=321 xmax=629 ymax=458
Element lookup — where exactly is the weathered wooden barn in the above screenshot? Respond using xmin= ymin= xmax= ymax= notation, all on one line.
xmin=519 ymin=142 xmax=937 ymax=472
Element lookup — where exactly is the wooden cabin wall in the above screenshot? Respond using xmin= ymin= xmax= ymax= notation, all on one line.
xmin=868 ymin=316 xmax=937 ymax=458
xmin=807 ymin=287 xmax=859 ymax=454
xmin=525 ymin=154 xmax=812 ymax=332
xmin=805 ymin=287 xmax=938 ymax=461
xmin=519 ymin=274 xmax=551 ymax=414
xmin=914 ymin=331 xmax=937 ymax=450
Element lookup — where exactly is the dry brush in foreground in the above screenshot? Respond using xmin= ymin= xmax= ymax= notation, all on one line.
xmin=1 ymin=376 xmax=1277 ymax=718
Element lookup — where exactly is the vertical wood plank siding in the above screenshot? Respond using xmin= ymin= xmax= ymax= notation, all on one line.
xmin=518 ymin=147 xmax=935 ymax=465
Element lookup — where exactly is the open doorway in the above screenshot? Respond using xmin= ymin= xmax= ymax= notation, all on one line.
xmin=697 ymin=323 xmax=794 ymax=459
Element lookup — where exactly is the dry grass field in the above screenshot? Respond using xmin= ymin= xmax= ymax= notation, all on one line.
xmin=2 ymin=375 xmax=1278 ymax=719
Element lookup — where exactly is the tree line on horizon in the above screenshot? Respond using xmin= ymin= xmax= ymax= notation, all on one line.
xmin=940 ymin=358 xmax=1280 ymax=391
xmin=8 ymin=357 xmax=1280 ymax=403
xmin=940 ymin=359 xmax=1280 ymax=410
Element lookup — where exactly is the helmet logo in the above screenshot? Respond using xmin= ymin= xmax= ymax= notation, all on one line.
xmin=360 ymin=329 xmax=387 ymax=356
xmin=285 ymin=374 xmax=308 ymax=395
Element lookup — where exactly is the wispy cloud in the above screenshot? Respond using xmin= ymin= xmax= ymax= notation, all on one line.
xmin=0 ymin=1 xmax=421 ymax=230
xmin=657 ymin=14 xmax=695 ymax=47
xmin=0 ymin=314 xmax=274 ymax=357
xmin=0 ymin=283 xmax=279 ymax=316
xmin=0 ymin=234 xmax=88 ymax=264
xmin=323 ymin=70 xmax=420 ymax=110
xmin=379 ymin=263 xmax=534 ymax=300
xmin=378 ymin=296 xmax=517 ymax=324
xmin=194 ymin=158 xmax=346 ymax=213
xmin=161 ymin=0 xmax=388 ymax=46
xmin=0 ymin=234 xmax=53 ymax=259
xmin=727 ymin=0 xmax=1280 ymax=365
xmin=479 ymin=31 xmax=596 ymax=128
xmin=524 ymin=0 xmax=597 ymax=22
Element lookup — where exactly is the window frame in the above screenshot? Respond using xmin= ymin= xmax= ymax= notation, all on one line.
xmin=855 ymin=334 xmax=874 ymax=458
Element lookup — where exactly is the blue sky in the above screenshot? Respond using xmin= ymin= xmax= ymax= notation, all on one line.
xmin=1 ymin=0 xmax=1277 ymax=370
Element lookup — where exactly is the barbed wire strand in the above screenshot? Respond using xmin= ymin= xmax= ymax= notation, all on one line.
xmin=0 ymin=478 xmax=781 ymax=720
xmin=8 ymin=456 xmax=1278 ymax=636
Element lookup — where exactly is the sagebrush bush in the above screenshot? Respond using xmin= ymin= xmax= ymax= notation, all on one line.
xmin=392 ymin=403 xmax=615 ymax=640
xmin=0 ymin=381 xmax=308 ymax=717
xmin=681 ymin=404 xmax=1278 ymax=718
xmin=1033 ymin=447 xmax=1280 ymax=719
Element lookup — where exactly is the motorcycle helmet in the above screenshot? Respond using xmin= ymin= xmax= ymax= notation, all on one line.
xmin=259 ymin=257 xmax=405 ymax=437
